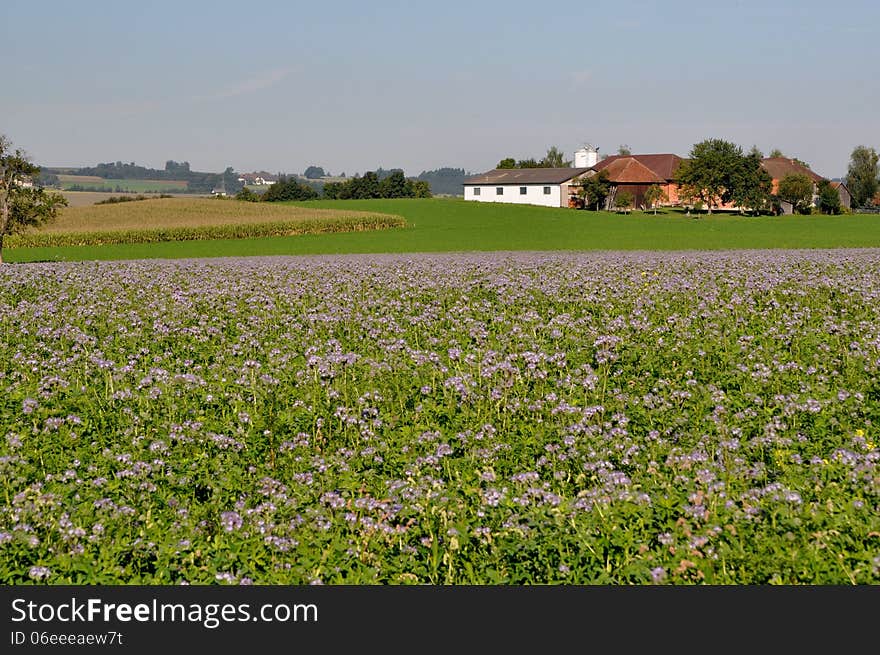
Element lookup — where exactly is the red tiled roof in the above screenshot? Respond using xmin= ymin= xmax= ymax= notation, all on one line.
xmin=760 ymin=158 xmax=824 ymax=183
xmin=594 ymin=154 xmax=683 ymax=181
xmin=592 ymin=157 xmax=665 ymax=184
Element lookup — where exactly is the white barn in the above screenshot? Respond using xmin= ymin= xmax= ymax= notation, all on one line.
xmin=463 ymin=145 xmax=600 ymax=208
xmin=463 ymin=167 xmax=593 ymax=208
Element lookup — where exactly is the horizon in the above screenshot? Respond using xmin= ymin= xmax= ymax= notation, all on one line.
xmin=4 ymin=0 xmax=878 ymax=180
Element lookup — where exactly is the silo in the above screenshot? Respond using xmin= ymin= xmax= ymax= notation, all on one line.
xmin=574 ymin=144 xmax=599 ymax=168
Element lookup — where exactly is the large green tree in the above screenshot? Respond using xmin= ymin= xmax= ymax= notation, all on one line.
xmin=643 ymin=184 xmax=667 ymax=214
xmin=816 ymin=179 xmax=841 ymax=215
xmin=542 ymin=146 xmax=572 ymax=168
xmin=578 ymin=170 xmax=611 ymax=210
xmin=0 ymin=135 xmax=67 ymax=263
xmin=777 ymin=173 xmax=814 ymax=214
xmin=676 ymin=139 xmax=746 ymax=213
xmin=731 ymin=152 xmax=773 ymax=215
xmin=845 ymin=145 xmax=879 ymax=208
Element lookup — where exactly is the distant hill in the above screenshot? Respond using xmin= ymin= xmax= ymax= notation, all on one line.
xmin=416 ymin=167 xmax=468 ymax=196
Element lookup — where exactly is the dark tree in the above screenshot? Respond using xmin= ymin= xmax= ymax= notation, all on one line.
xmin=497 ymin=158 xmax=516 ymax=169
xmin=845 ymin=145 xmax=879 ymax=208
xmin=731 ymin=152 xmax=773 ymax=215
xmin=676 ymin=138 xmax=745 ymax=213
xmin=816 ymin=179 xmax=841 ymax=214
xmin=541 ymin=146 xmax=572 ymax=168
xmin=0 ymin=134 xmax=67 ymax=263
xmin=579 ymin=170 xmax=611 ymax=210
xmin=303 ymin=165 xmax=326 ymax=179
xmin=378 ymin=170 xmax=411 ymax=198
xmin=777 ymin=173 xmax=814 ymax=214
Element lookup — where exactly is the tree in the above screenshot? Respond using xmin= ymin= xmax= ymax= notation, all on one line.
xmin=378 ymin=170 xmax=411 ymax=198
xmin=303 ymin=165 xmax=326 ymax=179
xmin=675 ymin=138 xmax=745 ymax=214
xmin=578 ymin=170 xmax=611 ymax=211
xmin=262 ymin=176 xmax=319 ymax=202
xmin=777 ymin=173 xmax=814 ymax=214
xmin=541 ymin=146 xmax=572 ymax=168
xmin=748 ymin=145 xmax=764 ymax=159
xmin=643 ymin=184 xmax=667 ymax=214
xmin=497 ymin=158 xmax=516 ymax=169
xmin=615 ymin=190 xmax=634 ymax=213
xmin=0 ymin=135 xmax=67 ymax=263
xmin=235 ymin=187 xmax=260 ymax=202
xmin=816 ymin=179 xmax=841 ymax=215
xmin=845 ymin=145 xmax=879 ymax=208
xmin=617 ymin=144 xmax=632 ymax=156
xmin=769 ymin=148 xmax=784 ymax=158
xmin=407 ymin=179 xmax=432 ymax=198
xmin=730 ymin=152 xmax=773 ymax=215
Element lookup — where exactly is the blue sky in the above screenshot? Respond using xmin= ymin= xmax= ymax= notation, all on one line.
xmin=2 ymin=0 xmax=877 ymax=178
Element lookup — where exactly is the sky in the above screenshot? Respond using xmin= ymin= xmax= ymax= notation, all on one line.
xmin=2 ymin=0 xmax=878 ymax=179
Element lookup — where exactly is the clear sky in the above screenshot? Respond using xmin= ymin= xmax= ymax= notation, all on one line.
xmin=3 ymin=0 xmax=877 ymax=179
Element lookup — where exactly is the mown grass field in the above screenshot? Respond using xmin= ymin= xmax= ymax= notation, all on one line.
xmin=58 ymin=175 xmax=189 ymax=192
xmin=7 ymin=198 xmax=405 ymax=248
xmin=7 ymin=198 xmax=880 ymax=263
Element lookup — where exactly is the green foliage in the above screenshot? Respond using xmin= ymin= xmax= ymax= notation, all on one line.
xmin=378 ymin=171 xmax=411 ymax=198
xmin=817 ymin=180 xmax=841 ymax=215
xmin=235 ymin=187 xmax=260 ymax=202
xmin=769 ymin=148 xmax=784 ymax=158
xmin=731 ymin=152 xmax=773 ymax=215
xmin=615 ymin=190 xmax=634 ymax=213
xmin=415 ymin=168 xmax=467 ymax=196
xmin=0 ymin=134 xmax=67 ymax=262
xmin=322 ymin=171 xmax=431 ymax=200
xmin=579 ymin=170 xmax=612 ymax=211
xmin=777 ymin=173 xmax=814 ymax=214
xmin=617 ymin=144 xmax=632 ymax=156
xmin=95 ymin=194 xmax=173 ymax=205
xmin=676 ymin=138 xmax=745 ymax=213
xmin=262 ymin=176 xmax=320 ymax=202
xmin=846 ymin=145 xmax=879 ymax=208
xmin=497 ymin=146 xmax=573 ymax=170
xmin=303 ymin=165 xmax=326 ymax=179
xmin=541 ymin=146 xmax=572 ymax=168
xmin=643 ymin=184 xmax=667 ymax=213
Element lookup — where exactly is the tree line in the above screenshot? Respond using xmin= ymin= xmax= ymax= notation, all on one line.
xmin=43 ymin=160 xmax=243 ymax=195
xmin=237 ymin=170 xmax=432 ymax=203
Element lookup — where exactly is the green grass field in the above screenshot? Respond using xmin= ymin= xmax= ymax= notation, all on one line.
xmin=58 ymin=175 xmax=188 ymax=193
xmin=8 ymin=198 xmax=880 ymax=263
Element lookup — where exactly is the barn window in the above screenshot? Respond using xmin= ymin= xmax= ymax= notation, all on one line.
xmin=543 ymin=186 xmax=551 ymax=194
xmin=473 ymin=187 xmax=481 ymax=196
xmin=520 ymin=187 xmax=527 ymax=195
xmin=496 ymin=187 xmax=504 ymax=195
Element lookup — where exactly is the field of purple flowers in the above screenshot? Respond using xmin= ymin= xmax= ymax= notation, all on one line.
xmin=1 ymin=250 xmax=879 ymax=584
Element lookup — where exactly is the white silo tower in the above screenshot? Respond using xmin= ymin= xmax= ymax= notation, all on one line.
xmin=574 ymin=144 xmax=599 ymax=168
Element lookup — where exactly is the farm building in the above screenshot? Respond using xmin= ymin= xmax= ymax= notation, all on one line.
xmin=829 ymin=181 xmax=852 ymax=211
xmin=588 ymin=153 xmax=684 ymax=209
xmin=463 ymin=167 xmax=593 ymax=208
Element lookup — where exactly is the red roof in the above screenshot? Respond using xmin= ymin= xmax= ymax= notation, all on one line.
xmin=593 ymin=154 xmax=683 ymax=181
xmin=593 ymin=157 xmax=665 ymax=184
xmin=760 ymin=158 xmax=824 ymax=183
